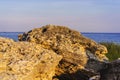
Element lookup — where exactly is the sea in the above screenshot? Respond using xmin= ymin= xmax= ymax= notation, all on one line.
xmin=0 ymin=32 xmax=120 ymax=43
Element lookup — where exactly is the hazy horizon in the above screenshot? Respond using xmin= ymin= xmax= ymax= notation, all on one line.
xmin=0 ymin=0 xmax=120 ymax=32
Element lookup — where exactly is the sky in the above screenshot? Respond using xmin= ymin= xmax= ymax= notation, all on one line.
xmin=0 ymin=0 xmax=120 ymax=32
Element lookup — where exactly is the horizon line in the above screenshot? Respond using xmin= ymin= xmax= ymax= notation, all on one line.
xmin=0 ymin=31 xmax=120 ymax=33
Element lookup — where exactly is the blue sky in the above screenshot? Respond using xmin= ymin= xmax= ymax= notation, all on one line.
xmin=0 ymin=0 xmax=120 ymax=32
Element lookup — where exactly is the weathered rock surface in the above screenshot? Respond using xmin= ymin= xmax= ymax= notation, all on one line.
xmin=2 ymin=25 xmax=119 ymax=80
xmin=18 ymin=25 xmax=108 ymax=61
xmin=0 ymin=37 xmax=62 ymax=80
xmin=18 ymin=25 xmax=108 ymax=80
xmin=100 ymin=59 xmax=120 ymax=80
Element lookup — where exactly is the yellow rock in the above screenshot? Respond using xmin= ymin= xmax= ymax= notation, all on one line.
xmin=18 ymin=25 xmax=108 ymax=79
xmin=0 ymin=37 xmax=62 ymax=80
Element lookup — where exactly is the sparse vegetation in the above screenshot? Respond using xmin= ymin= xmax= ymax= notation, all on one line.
xmin=100 ymin=42 xmax=120 ymax=61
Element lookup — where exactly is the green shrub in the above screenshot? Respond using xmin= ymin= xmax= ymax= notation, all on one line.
xmin=100 ymin=42 xmax=120 ymax=61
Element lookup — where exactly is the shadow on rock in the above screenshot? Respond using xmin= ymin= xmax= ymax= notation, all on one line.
xmin=100 ymin=59 xmax=120 ymax=80
xmin=53 ymin=70 xmax=89 ymax=80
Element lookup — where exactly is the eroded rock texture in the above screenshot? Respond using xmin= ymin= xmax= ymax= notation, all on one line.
xmin=18 ymin=25 xmax=108 ymax=80
xmin=19 ymin=25 xmax=108 ymax=61
xmin=0 ymin=37 xmax=62 ymax=80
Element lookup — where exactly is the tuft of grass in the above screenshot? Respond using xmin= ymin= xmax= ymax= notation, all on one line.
xmin=100 ymin=42 xmax=120 ymax=61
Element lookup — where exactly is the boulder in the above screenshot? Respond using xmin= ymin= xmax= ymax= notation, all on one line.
xmin=18 ymin=25 xmax=108 ymax=61
xmin=18 ymin=25 xmax=108 ymax=80
xmin=0 ymin=37 xmax=62 ymax=80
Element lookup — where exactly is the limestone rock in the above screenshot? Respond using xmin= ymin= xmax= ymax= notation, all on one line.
xmin=0 ymin=37 xmax=62 ymax=80
xmin=0 ymin=37 xmax=14 ymax=54
xmin=18 ymin=25 xmax=108 ymax=80
xmin=19 ymin=25 xmax=108 ymax=61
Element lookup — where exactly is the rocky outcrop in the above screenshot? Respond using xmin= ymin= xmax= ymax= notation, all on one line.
xmin=19 ymin=25 xmax=108 ymax=61
xmin=2 ymin=25 xmax=119 ymax=80
xmin=0 ymin=37 xmax=62 ymax=80
xmin=18 ymin=25 xmax=108 ymax=80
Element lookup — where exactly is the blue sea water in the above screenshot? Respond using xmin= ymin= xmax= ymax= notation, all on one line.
xmin=0 ymin=32 xmax=120 ymax=43
xmin=0 ymin=32 xmax=23 ymax=41
xmin=82 ymin=33 xmax=120 ymax=43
